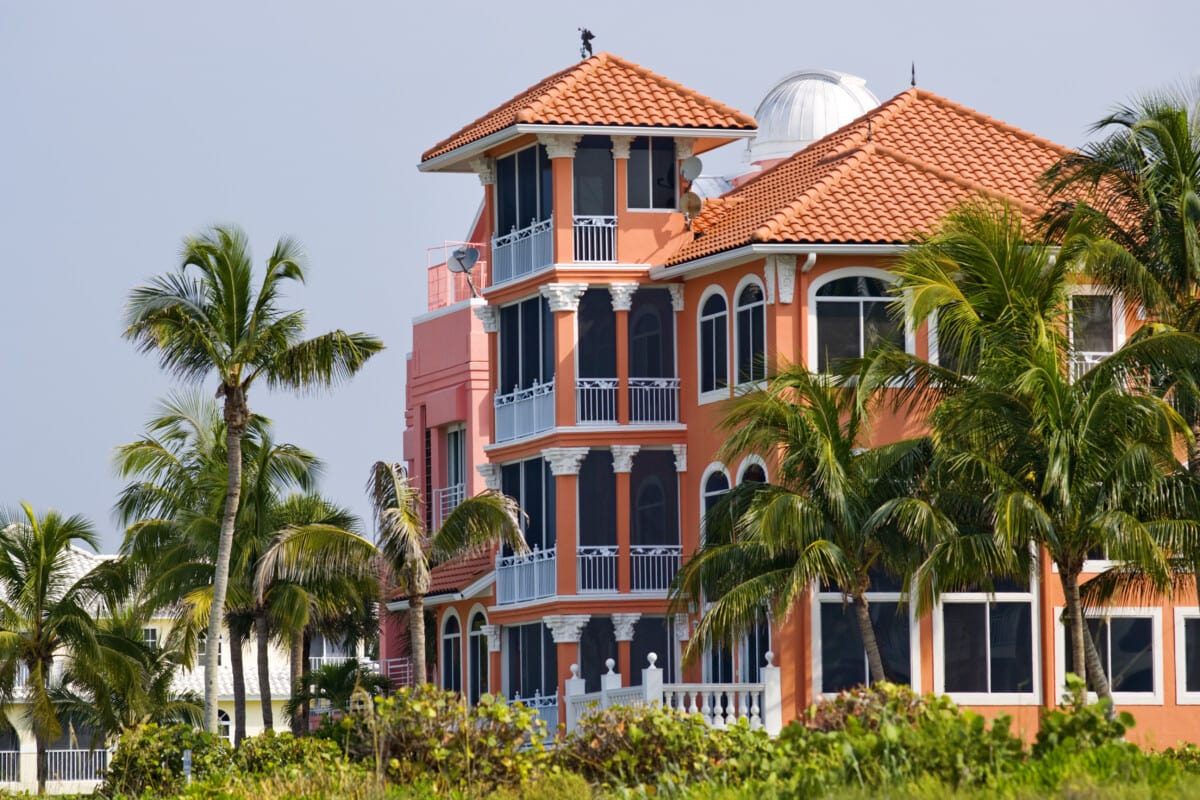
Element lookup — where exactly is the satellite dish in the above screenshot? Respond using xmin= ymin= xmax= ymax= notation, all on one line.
xmin=448 ymin=246 xmax=479 ymax=274
xmin=679 ymin=156 xmax=703 ymax=182
xmin=680 ymin=192 xmax=702 ymax=218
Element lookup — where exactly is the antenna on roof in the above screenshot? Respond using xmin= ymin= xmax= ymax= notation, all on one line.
xmin=911 ymin=62 xmax=917 ymax=87
xmin=579 ymin=28 xmax=595 ymax=59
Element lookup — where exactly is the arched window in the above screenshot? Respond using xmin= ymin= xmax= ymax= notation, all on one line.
xmin=442 ymin=614 xmax=462 ymax=693
xmin=217 ymin=710 xmax=231 ymax=743
xmin=702 ymin=469 xmax=731 ymax=514
xmin=739 ymin=460 xmax=767 ymax=484
xmin=468 ymin=612 xmax=488 ymax=705
xmin=735 ymin=281 xmax=766 ymax=384
xmin=699 ymin=291 xmax=728 ymax=395
xmin=630 ymin=306 xmax=663 ymax=377
xmin=813 ymin=273 xmax=904 ymax=372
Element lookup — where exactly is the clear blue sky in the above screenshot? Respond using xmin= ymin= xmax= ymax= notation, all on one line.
xmin=1 ymin=0 xmax=1194 ymax=550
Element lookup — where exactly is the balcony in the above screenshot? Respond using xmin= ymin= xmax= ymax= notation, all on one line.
xmin=384 ymin=657 xmax=414 ymax=687
xmin=577 ymin=545 xmax=618 ymax=592
xmin=1070 ymin=350 xmax=1110 ymax=381
xmin=629 ymin=378 xmax=679 ymax=423
xmin=426 ymin=240 xmax=487 ymax=311
xmin=494 ymin=382 xmax=555 ymax=443
xmin=433 ymin=483 xmax=466 ymax=528
xmin=631 ymin=545 xmax=682 ymax=592
xmin=573 ymin=215 xmax=616 ymax=262
xmin=576 ymin=378 xmax=617 ymax=423
xmin=496 ymin=546 xmax=557 ymax=605
xmin=492 ymin=217 xmax=554 ymax=286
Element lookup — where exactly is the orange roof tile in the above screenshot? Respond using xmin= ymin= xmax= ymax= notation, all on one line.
xmin=422 ymin=53 xmax=756 ymax=163
xmin=390 ymin=552 xmax=492 ymax=601
xmin=669 ymin=89 xmax=1069 ymax=264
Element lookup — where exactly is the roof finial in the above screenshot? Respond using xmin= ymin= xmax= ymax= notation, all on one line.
xmin=911 ymin=61 xmax=917 ymax=88
xmin=579 ymin=28 xmax=595 ymax=59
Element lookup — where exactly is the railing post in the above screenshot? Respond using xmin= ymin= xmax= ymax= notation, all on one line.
xmin=761 ymin=650 xmax=782 ymax=736
xmin=601 ymin=657 xmax=622 ymax=692
xmin=564 ymin=663 xmax=587 ymax=733
xmin=641 ymin=652 xmax=663 ymax=707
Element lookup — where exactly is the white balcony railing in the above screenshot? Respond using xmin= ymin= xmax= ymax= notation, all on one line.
xmin=496 ymin=546 xmax=557 ymax=605
xmin=0 ymin=751 xmax=17 ymax=783
xmin=494 ymin=382 xmax=555 ymax=443
xmin=510 ymin=691 xmax=559 ymax=732
xmin=309 ymin=655 xmax=357 ymax=672
xmin=492 ymin=217 xmax=554 ymax=286
xmin=629 ymin=378 xmax=680 ymax=423
xmin=385 ymin=657 xmax=414 ymax=687
xmin=434 ymin=483 xmax=466 ymax=528
xmin=1070 ymin=350 xmax=1110 ymax=381
xmin=577 ymin=545 xmax=618 ymax=592
xmin=576 ymin=378 xmax=617 ymax=423
xmin=573 ymin=215 xmax=616 ymax=262
xmin=631 ymin=545 xmax=681 ymax=592
xmin=47 ymin=749 xmax=107 ymax=782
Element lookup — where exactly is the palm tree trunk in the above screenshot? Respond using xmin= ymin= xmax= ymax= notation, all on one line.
xmin=256 ymin=608 xmax=274 ymax=730
xmin=852 ymin=594 xmax=887 ymax=685
xmin=1083 ymin=619 xmax=1113 ymax=701
xmin=36 ymin=733 xmax=46 ymax=796
xmin=206 ymin=390 xmax=248 ymax=734
xmin=230 ymin=628 xmax=246 ymax=746
xmin=410 ymin=596 xmax=427 ymax=685
xmin=1062 ymin=569 xmax=1111 ymax=700
xmin=301 ymin=630 xmax=312 ymax=730
xmin=289 ymin=633 xmax=304 ymax=736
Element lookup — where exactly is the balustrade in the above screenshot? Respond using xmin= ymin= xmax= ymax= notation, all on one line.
xmin=491 ymin=218 xmax=554 ymax=285
xmin=46 ymin=749 xmax=106 ymax=782
xmin=496 ymin=546 xmax=557 ymax=605
xmin=577 ymin=545 xmax=618 ymax=592
xmin=630 ymin=545 xmax=681 ymax=592
xmin=433 ymin=483 xmax=466 ymax=528
xmin=629 ymin=378 xmax=680 ymax=423
xmin=573 ymin=215 xmax=616 ymax=262
xmin=576 ymin=378 xmax=617 ymax=423
xmin=494 ymin=382 xmax=555 ymax=443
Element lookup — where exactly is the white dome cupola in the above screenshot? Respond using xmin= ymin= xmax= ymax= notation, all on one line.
xmin=748 ymin=69 xmax=880 ymax=163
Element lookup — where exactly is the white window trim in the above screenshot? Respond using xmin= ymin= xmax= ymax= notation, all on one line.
xmin=735 ymin=455 xmax=768 ymax=484
xmin=1067 ymin=285 xmax=1127 ymax=357
xmin=932 ymin=586 xmax=1041 ymax=706
xmin=807 ymin=267 xmax=916 ymax=373
xmin=1053 ymin=605 xmax=1163 ymax=706
xmin=467 ymin=605 xmax=489 ymax=702
xmin=625 ymin=136 xmax=678 ymax=212
xmin=497 ymin=293 xmax=553 ymax=397
xmin=1174 ymin=607 xmax=1200 ymax=704
xmin=733 ymin=274 xmax=768 ymax=389
xmin=697 ymin=285 xmax=730 ymax=405
xmin=811 ymin=585 xmax=921 ymax=697
xmin=494 ymin=143 xmax=551 ymax=233
xmin=441 ymin=608 xmax=463 ymax=691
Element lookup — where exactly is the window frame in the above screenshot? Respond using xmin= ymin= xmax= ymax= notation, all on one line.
xmin=494 ymin=143 xmax=552 ymax=235
xmin=142 ymin=627 xmax=159 ymax=652
xmin=445 ymin=424 xmax=466 ymax=489
xmin=932 ymin=582 xmax=1041 ymax=706
xmin=441 ymin=609 xmax=463 ymax=694
xmin=1174 ymin=607 xmax=1200 ymax=704
xmin=1067 ymin=286 xmax=1125 ymax=361
xmin=626 ymin=136 xmax=678 ymax=212
xmin=498 ymin=294 xmax=554 ymax=395
xmin=733 ymin=275 xmax=768 ymax=387
xmin=735 ymin=456 xmax=768 ymax=485
xmin=697 ymin=286 xmax=730 ymax=403
xmin=807 ymin=268 xmax=914 ymax=374
xmin=1054 ymin=606 xmax=1163 ymax=706
xmin=467 ymin=607 xmax=489 ymax=705
xmin=811 ymin=583 xmax=921 ymax=697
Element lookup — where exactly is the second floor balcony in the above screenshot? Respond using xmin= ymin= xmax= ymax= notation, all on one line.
xmin=576 ymin=377 xmax=680 ymax=425
xmin=496 ymin=546 xmax=557 ymax=605
xmin=492 ymin=217 xmax=554 ymax=286
xmin=494 ymin=381 xmax=555 ymax=443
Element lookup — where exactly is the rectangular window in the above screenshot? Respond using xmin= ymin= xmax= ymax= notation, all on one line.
xmin=818 ymin=600 xmax=910 ymax=692
xmin=142 ymin=627 xmax=158 ymax=651
xmin=1071 ymin=294 xmax=1115 ymax=355
xmin=198 ymin=633 xmax=221 ymax=666
xmin=495 ymin=145 xmax=551 ymax=234
xmin=573 ymin=135 xmax=615 ymax=216
xmin=506 ymin=622 xmax=557 ymax=698
xmin=941 ymin=601 xmax=1034 ymax=696
xmin=498 ymin=296 xmax=554 ymax=392
xmin=500 ymin=457 xmax=556 ymax=551
xmin=1176 ymin=611 xmax=1200 ymax=703
xmin=1060 ymin=609 xmax=1160 ymax=704
xmin=628 ymin=137 xmax=676 ymax=210
xmin=445 ymin=427 xmax=465 ymax=488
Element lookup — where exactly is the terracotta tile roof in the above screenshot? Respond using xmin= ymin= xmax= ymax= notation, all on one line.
xmin=390 ymin=552 xmax=492 ymax=601
xmin=668 ymin=89 xmax=1069 ymax=264
xmin=422 ymin=52 xmax=756 ymax=162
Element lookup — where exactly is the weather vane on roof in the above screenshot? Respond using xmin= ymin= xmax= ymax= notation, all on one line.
xmin=911 ymin=62 xmax=917 ymax=87
xmin=579 ymin=28 xmax=595 ymax=59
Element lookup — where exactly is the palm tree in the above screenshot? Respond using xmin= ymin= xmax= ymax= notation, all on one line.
xmin=671 ymin=369 xmax=930 ymax=683
xmin=866 ymin=202 xmax=1199 ymax=699
xmin=285 ymin=660 xmax=390 ymax=722
xmin=124 ymin=225 xmax=383 ymax=732
xmin=0 ymin=504 xmax=123 ymax=795
xmin=255 ymin=461 xmax=525 ymax=691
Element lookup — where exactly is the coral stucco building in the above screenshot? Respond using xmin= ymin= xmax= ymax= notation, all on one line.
xmin=380 ymin=53 xmax=1200 ymax=744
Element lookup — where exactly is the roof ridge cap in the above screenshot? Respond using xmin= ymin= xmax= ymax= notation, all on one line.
xmin=751 ymin=145 xmax=877 ymax=241
xmin=872 ymin=143 xmax=1041 ymax=214
xmin=912 ymin=88 xmax=1071 ymax=155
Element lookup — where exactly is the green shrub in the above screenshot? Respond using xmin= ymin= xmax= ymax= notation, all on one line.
xmin=555 ymin=702 xmax=772 ymax=789
xmin=233 ymin=729 xmax=342 ymax=775
xmin=486 ymin=769 xmax=593 ymax=800
xmin=323 ymin=684 xmax=548 ymax=795
xmin=1034 ymin=674 xmax=1135 ymax=757
xmin=103 ymin=722 xmax=232 ymax=798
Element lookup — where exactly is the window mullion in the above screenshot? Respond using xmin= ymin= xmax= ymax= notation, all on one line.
xmin=985 ymin=602 xmax=993 ymax=693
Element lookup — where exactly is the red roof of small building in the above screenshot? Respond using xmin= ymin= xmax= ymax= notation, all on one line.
xmin=668 ymin=89 xmax=1069 ymax=264
xmin=422 ymin=52 xmax=757 ymax=163
xmin=390 ymin=552 xmax=492 ymax=602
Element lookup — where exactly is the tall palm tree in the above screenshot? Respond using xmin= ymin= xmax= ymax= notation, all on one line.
xmin=255 ymin=461 xmax=525 ymax=691
xmin=0 ymin=504 xmax=125 ymax=795
xmin=124 ymin=225 xmax=383 ymax=732
xmin=1043 ymin=86 xmax=1200 ymax=465
xmin=866 ymin=202 xmax=1199 ymax=699
xmin=671 ymin=369 xmax=930 ymax=683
